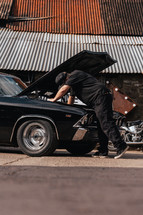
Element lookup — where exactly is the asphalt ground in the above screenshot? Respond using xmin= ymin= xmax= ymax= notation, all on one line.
xmin=0 ymin=148 xmax=143 ymax=215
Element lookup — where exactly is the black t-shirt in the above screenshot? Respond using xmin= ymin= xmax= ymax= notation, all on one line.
xmin=65 ymin=70 xmax=108 ymax=106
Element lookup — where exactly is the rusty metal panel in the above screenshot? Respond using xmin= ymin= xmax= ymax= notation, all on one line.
xmin=99 ymin=0 xmax=142 ymax=36
xmin=4 ymin=0 xmax=142 ymax=36
xmin=7 ymin=0 xmax=104 ymax=34
xmin=0 ymin=0 xmax=13 ymax=19
xmin=107 ymin=83 xmax=137 ymax=115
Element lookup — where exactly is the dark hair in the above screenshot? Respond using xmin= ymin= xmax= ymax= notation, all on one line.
xmin=55 ymin=72 xmax=67 ymax=86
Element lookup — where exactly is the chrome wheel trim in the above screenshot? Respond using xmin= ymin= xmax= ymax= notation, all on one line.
xmin=23 ymin=122 xmax=48 ymax=150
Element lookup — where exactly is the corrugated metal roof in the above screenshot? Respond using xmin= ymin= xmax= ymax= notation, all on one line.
xmin=3 ymin=0 xmax=142 ymax=36
xmin=99 ymin=0 xmax=143 ymax=36
xmin=1 ymin=28 xmax=142 ymax=45
xmin=8 ymin=0 xmax=104 ymax=34
xmin=1 ymin=28 xmax=143 ymax=74
xmin=0 ymin=0 xmax=13 ymax=19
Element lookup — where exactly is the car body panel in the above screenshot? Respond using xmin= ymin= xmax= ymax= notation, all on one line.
xmin=0 ymin=95 xmax=87 ymax=144
xmin=18 ymin=50 xmax=117 ymax=97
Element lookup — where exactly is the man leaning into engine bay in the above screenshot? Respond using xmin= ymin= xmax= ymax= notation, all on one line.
xmin=49 ymin=70 xmax=129 ymax=159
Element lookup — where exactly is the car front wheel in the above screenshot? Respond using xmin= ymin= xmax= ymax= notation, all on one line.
xmin=17 ymin=120 xmax=57 ymax=156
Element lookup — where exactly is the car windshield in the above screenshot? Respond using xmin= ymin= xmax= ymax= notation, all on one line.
xmin=0 ymin=76 xmax=27 ymax=96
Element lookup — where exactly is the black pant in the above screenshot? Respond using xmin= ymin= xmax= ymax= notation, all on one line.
xmin=93 ymin=93 xmax=126 ymax=152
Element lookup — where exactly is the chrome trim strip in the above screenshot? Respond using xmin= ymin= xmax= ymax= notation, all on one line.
xmin=10 ymin=114 xmax=59 ymax=142
xmin=72 ymin=128 xmax=87 ymax=141
xmin=126 ymin=142 xmax=143 ymax=145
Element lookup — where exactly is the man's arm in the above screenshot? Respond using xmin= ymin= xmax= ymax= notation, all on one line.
xmin=67 ymin=95 xmax=75 ymax=105
xmin=48 ymin=85 xmax=71 ymax=102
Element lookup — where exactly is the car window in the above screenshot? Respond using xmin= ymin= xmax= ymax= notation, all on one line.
xmin=0 ymin=76 xmax=27 ymax=96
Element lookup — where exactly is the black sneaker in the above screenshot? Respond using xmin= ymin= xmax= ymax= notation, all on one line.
xmin=114 ymin=146 xmax=129 ymax=159
xmin=92 ymin=151 xmax=108 ymax=158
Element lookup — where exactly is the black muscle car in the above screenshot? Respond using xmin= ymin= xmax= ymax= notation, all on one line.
xmin=0 ymin=51 xmax=116 ymax=156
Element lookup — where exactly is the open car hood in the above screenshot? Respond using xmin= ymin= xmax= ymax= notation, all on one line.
xmin=18 ymin=50 xmax=117 ymax=96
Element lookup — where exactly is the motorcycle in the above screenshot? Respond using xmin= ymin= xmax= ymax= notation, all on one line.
xmin=120 ymin=120 xmax=143 ymax=145
xmin=108 ymin=112 xmax=143 ymax=151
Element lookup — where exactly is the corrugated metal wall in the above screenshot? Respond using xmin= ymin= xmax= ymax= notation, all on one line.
xmin=1 ymin=28 xmax=142 ymax=73
xmin=3 ymin=0 xmax=142 ymax=36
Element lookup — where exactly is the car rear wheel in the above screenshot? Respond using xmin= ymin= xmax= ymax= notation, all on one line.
xmin=17 ymin=120 xmax=57 ymax=156
xmin=66 ymin=142 xmax=96 ymax=155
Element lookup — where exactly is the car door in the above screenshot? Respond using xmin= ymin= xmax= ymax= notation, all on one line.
xmin=0 ymin=96 xmax=19 ymax=143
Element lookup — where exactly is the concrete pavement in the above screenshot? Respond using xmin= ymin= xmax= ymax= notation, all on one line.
xmin=0 ymin=148 xmax=143 ymax=167
xmin=0 ymin=148 xmax=143 ymax=215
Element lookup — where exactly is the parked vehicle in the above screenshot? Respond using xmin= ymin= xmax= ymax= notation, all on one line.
xmin=120 ymin=120 xmax=143 ymax=145
xmin=108 ymin=112 xmax=143 ymax=151
xmin=0 ymin=50 xmax=117 ymax=156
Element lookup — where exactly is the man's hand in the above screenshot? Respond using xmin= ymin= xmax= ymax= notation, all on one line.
xmin=48 ymin=85 xmax=71 ymax=103
xmin=48 ymin=98 xmax=56 ymax=102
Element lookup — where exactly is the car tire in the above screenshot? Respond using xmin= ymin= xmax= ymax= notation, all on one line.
xmin=66 ymin=142 xmax=96 ymax=155
xmin=17 ymin=120 xmax=57 ymax=157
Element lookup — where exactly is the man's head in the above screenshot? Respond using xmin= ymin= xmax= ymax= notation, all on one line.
xmin=55 ymin=72 xmax=68 ymax=86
